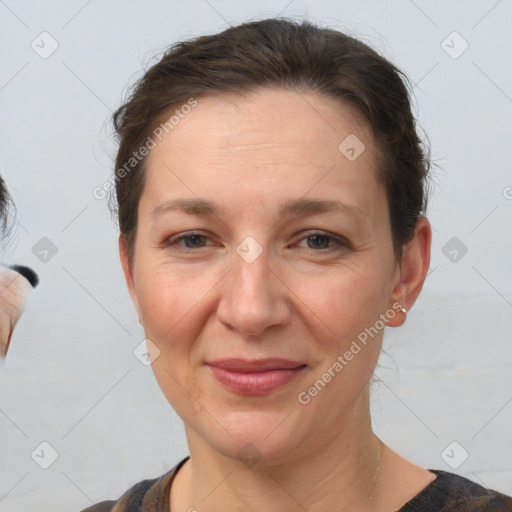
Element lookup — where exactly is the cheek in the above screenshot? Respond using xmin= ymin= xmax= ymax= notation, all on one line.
xmin=289 ymin=259 xmax=389 ymax=342
xmin=289 ymin=269 xmax=386 ymax=417
xmin=135 ymin=264 xmax=209 ymax=338
xmin=134 ymin=263 xmax=216 ymax=403
xmin=137 ymin=267 xmax=209 ymax=416
xmin=151 ymin=357 xmax=209 ymax=432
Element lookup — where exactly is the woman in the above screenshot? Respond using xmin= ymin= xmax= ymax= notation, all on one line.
xmin=0 ymin=176 xmax=38 ymax=358
xmin=84 ymin=18 xmax=512 ymax=512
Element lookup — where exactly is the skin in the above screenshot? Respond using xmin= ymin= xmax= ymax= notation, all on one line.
xmin=0 ymin=267 xmax=31 ymax=357
xmin=120 ymin=88 xmax=434 ymax=511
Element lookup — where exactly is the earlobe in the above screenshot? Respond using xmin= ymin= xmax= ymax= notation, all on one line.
xmin=119 ymin=234 xmax=142 ymax=321
xmin=386 ymin=217 xmax=432 ymax=328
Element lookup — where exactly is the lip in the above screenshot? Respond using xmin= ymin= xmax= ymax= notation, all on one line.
xmin=206 ymin=359 xmax=307 ymax=396
xmin=208 ymin=358 xmax=306 ymax=372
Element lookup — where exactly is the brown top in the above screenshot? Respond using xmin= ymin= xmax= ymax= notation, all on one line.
xmin=81 ymin=456 xmax=512 ymax=512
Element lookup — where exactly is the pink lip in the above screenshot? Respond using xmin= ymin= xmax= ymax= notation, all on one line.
xmin=207 ymin=359 xmax=307 ymax=396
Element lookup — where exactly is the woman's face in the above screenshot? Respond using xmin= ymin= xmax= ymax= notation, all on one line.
xmin=122 ymin=89 xmax=408 ymax=464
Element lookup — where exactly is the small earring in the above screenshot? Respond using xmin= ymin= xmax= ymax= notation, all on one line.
xmin=401 ymin=307 xmax=408 ymax=314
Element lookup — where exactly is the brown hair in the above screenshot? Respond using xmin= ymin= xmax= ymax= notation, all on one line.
xmin=112 ymin=17 xmax=432 ymax=266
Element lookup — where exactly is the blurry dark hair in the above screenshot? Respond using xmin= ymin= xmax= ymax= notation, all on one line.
xmin=0 ymin=176 xmax=14 ymax=237
xmin=112 ymin=17 xmax=433 ymax=266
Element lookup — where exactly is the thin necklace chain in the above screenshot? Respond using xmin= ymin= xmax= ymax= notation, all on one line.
xmin=368 ymin=442 xmax=382 ymax=504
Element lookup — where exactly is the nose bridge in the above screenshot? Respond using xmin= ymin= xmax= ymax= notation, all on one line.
xmin=234 ymin=243 xmax=270 ymax=296
xmin=217 ymin=238 xmax=290 ymax=336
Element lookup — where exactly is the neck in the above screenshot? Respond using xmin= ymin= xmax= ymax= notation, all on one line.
xmin=172 ymin=388 xmax=385 ymax=512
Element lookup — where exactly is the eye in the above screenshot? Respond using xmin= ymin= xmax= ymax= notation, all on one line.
xmin=295 ymin=232 xmax=348 ymax=251
xmin=165 ymin=232 xmax=212 ymax=250
xmin=163 ymin=231 xmax=348 ymax=253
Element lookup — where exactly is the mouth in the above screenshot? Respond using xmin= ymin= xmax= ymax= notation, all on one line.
xmin=206 ymin=358 xmax=307 ymax=396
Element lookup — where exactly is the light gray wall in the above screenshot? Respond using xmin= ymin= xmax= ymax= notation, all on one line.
xmin=0 ymin=0 xmax=511 ymax=510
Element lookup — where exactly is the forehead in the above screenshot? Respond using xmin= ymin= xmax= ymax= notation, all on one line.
xmin=142 ymin=88 xmax=385 ymax=220
xmin=152 ymin=88 xmax=372 ymax=154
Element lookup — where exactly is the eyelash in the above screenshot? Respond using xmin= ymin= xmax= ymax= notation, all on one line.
xmin=164 ymin=231 xmax=349 ymax=253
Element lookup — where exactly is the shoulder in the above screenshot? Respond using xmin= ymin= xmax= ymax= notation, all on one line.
xmin=79 ymin=474 xmax=167 ymax=512
xmin=80 ymin=500 xmax=116 ymax=512
xmin=79 ymin=456 xmax=190 ymax=512
xmin=400 ymin=470 xmax=512 ymax=511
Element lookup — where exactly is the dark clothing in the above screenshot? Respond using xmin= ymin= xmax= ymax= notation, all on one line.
xmin=81 ymin=456 xmax=512 ymax=511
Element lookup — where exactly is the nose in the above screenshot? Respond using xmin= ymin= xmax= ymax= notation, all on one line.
xmin=216 ymin=245 xmax=291 ymax=337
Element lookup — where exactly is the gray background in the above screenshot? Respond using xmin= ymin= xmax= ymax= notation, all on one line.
xmin=1 ymin=0 xmax=511 ymax=510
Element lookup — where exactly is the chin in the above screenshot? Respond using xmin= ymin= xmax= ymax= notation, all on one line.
xmin=200 ymin=408 xmax=311 ymax=467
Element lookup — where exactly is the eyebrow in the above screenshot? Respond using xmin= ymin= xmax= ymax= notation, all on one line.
xmin=151 ymin=198 xmax=366 ymax=220
xmin=279 ymin=198 xmax=366 ymax=219
xmin=152 ymin=198 xmax=220 ymax=218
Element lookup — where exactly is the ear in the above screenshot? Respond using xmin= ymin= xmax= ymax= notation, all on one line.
xmin=386 ymin=216 xmax=432 ymax=327
xmin=119 ymin=234 xmax=142 ymax=322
